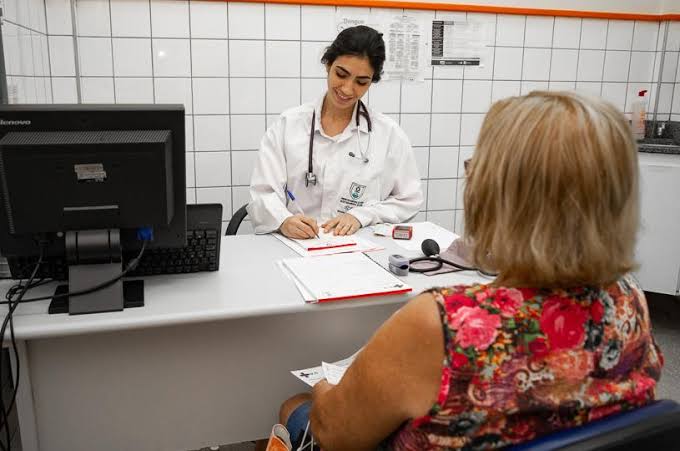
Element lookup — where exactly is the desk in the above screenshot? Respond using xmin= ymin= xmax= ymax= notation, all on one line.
xmin=1 ymin=230 xmax=487 ymax=451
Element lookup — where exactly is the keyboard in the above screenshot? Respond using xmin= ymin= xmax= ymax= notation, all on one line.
xmin=126 ymin=203 xmax=222 ymax=276
xmin=7 ymin=203 xmax=223 ymax=280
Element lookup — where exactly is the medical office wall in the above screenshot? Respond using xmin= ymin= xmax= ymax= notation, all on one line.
xmin=2 ymin=0 xmax=679 ymax=234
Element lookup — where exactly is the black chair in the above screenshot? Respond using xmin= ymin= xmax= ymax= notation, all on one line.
xmin=509 ymin=399 xmax=680 ymax=450
xmin=225 ymin=204 xmax=248 ymax=236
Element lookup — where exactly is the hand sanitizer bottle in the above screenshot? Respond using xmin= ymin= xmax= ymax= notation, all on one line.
xmin=632 ymin=90 xmax=647 ymax=140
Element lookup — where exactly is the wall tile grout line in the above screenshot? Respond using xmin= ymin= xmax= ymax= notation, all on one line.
xmin=647 ymin=21 xmax=660 ymax=119
xmin=227 ymin=1 xmax=234 ymax=220
xmin=148 ymin=0 xmax=155 ymax=104
xmin=69 ymin=0 xmax=82 ymax=103
xmin=186 ymin=0 xmax=198 ymax=202
xmin=667 ymin=49 xmax=680 ymax=121
xmin=26 ymin=15 xmax=38 ymax=101
xmin=261 ymin=2 xmax=268 ymax=224
xmin=107 ymin=0 xmax=116 ymax=103
xmin=519 ymin=16 xmax=527 ymax=92
xmin=600 ymin=21 xmax=611 ymax=101
xmin=623 ymin=21 xmax=637 ymax=115
xmin=424 ymin=9 xmax=435 ymax=219
xmin=42 ymin=0 xmax=55 ymax=103
xmin=299 ymin=5 xmax=303 ymax=110
xmin=547 ymin=17 xmax=555 ymax=88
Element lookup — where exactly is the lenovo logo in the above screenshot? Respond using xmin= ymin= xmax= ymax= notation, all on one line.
xmin=0 ymin=119 xmax=31 ymax=126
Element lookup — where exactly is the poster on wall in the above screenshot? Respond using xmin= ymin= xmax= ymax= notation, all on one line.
xmin=431 ymin=20 xmax=491 ymax=67
xmin=335 ymin=12 xmax=429 ymax=82
xmin=382 ymin=14 xmax=429 ymax=81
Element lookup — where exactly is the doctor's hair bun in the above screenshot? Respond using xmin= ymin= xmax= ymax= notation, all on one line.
xmin=321 ymin=25 xmax=386 ymax=82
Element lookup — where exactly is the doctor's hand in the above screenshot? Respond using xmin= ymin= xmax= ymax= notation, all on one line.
xmin=280 ymin=215 xmax=320 ymax=239
xmin=322 ymin=213 xmax=361 ymax=236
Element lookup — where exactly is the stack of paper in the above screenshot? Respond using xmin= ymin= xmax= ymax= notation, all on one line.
xmin=281 ymin=252 xmax=412 ymax=303
xmin=288 ymin=230 xmax=357 ymax=251
xmin=273 ymin=232 xmax=383 ymax=257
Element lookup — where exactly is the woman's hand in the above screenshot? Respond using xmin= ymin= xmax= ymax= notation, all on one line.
xmin=322 ymin=214 xmax=361 ymax=236
xmin=280 ymin=215 xmax=319 ymax=239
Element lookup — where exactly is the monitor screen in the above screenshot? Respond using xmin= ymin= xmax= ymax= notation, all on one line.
xmin=0 ymin=104 xmax=186 ymax=258
xmin=0 ymin=104 xmax=187 ymax=314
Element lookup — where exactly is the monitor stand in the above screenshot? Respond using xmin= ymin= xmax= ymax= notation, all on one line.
xmin=48 ymin=229 xmax=145 ymax=315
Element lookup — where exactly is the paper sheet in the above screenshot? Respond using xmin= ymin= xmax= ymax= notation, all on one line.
xmin=287 ymin=230 xmax=357 ymax=251
xmin=392 ymin=221 xmax=458 ymax=252
xmin=277 ymin=261 xmax=315 ymax=301
xmin=322 ymin=362 xmax=348 ymax=385
xmin=291 ymin=365 xmax=326 ymax=387
xmin=292 ymin=350 xmax=361 ymax=386
xmin=334 ymin=11 xmax=428 ymax=81
xmin=273 ymin=233 xmax=383 ymax=257
xmin=431 ymin=20 xmax=491 ymax=66
xmin=281 ymin=253 xmax=411 ymax=302
xmin=382 ymin=14 xmax=429 ymax=81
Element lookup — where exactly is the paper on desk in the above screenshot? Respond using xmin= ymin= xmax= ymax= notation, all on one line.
xmin=291 ymin=349 xmax=361 ymax=386
xmin=281 ymin=253 xmax=412 ymax=303
xmin=288 ymin=230 xmax=357 ymax=251
xmin=277 ymin=261 xmax=315 ymax=301
xmin=392 ymin=221 xmax=458 ymax=252
xmin=273 ymin=232 xmax=383 ymax=257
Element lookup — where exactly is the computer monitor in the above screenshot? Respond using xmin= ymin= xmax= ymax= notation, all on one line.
xmin=0 ymin=104 xmax=186 ymax=314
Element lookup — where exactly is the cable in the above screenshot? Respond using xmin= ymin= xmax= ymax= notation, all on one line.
xmin=408 ymin=239 xmax=498 ymax=277
xmin=408 ymin=255 xmax=478 ymax=272
xmin=0 ymin=244 xmax=45 ymax=450
xmin=5 ymin=279 xmax=50 ymax=302
xmin=0 ymin=239 xmax=149 ymax=449
xmin=0 ymin=240 xmax=148 ymax=306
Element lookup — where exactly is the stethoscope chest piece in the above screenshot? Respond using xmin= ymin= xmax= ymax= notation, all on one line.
xmin=305 ymin=172 xmax=317 ymax=187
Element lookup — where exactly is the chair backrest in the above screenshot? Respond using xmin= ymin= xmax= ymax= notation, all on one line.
xmin=225 ymin=204 xmax=248 ymax=236
xmin=509 ymin=399 xmax=680 ymax=450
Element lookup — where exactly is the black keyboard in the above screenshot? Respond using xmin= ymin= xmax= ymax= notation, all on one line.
xmin=126 ymin=203 xmax=222 ymax=276
xmin=7 ymin=203 xmax=223 ymax=280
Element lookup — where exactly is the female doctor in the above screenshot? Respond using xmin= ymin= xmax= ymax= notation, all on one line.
xmin=247 ymin=26 xmax=423 ymax=239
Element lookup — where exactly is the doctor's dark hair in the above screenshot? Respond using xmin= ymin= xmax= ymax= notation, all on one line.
xmin=321 ymin=26 xmax=386 ymax=82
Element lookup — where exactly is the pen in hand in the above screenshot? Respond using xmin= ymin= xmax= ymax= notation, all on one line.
xmin=285 ymin=189 xmax=320 ymax=239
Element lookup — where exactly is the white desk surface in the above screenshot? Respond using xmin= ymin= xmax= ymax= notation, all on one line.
xmin=0 ymin=229 xmax=489 ymax=340
xmin=3 ymin=228 xmax=492 ymax=451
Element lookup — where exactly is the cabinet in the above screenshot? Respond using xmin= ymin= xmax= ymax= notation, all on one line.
xmin=635 ymin=153 xmax=680 ymax=295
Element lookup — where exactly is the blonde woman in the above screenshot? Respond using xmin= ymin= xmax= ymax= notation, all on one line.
xmin=273 ymin=92 xmax=664 ymax=450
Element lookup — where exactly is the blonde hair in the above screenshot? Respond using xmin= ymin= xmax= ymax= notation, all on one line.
xmin=464 ymin=91 xmax=639 ymax=288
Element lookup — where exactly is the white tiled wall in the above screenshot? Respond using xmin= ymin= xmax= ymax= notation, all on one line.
xmin=665 ymin=21 xmax=680 ymax=121
xmin=2 ymin=0 xmax=52 ymax=103
xmin=1 ymin=1 xmax=670 ymax=234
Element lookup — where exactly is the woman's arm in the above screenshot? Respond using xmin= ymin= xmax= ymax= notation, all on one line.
xmin=310 ymin=293 xmax=444 ymax=451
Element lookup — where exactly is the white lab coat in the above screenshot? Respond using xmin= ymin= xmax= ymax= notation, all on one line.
xmin=247 ymin=95 xmax=424 ymax=234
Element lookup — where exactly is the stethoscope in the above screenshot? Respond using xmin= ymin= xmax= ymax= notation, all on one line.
xmin=305 ymin=99 xmax=372 ymax=187
xmin=408 ymin=239 xmax=498 ymax=278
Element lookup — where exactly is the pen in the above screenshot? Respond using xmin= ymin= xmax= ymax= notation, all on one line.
xmin=286 ymin=189 xmax=320 ymax=239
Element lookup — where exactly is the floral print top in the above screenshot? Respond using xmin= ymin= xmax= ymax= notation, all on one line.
xmin=384 ymin=274 xmax=664 ymax=450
